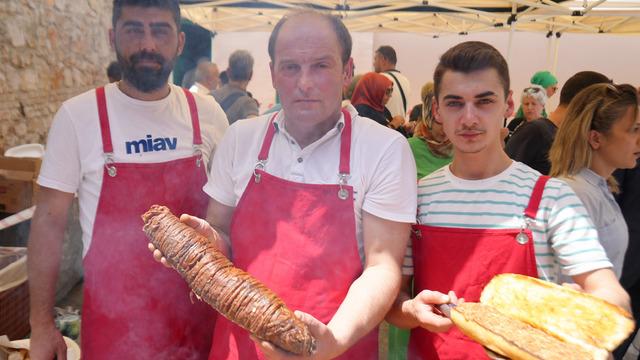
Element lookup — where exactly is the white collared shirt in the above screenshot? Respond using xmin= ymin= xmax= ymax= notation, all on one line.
xmin=204 ymin=105 xmax=418 ymax=259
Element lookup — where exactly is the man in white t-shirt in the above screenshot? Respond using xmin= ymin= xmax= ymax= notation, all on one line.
xmin=152 ymin=10 xmax=416 ymax=360
xmin=28 ymin=1 xmax=228 ymax=359
xmin=374 ymin=45 xmax=411 ymax=131
xmin=385 ymin=41 xmax=630 ymax=359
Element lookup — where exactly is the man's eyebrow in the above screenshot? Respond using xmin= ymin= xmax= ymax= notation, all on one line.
xmin=475 ymin=91 xmax=497 ymax=98
xmin=121 ymin=20 xmax=173 ymax=29
xmin=442 ymin=94 xmax=463 ymax=100
xmin=122 ymin=20 xmax=144 ymax=27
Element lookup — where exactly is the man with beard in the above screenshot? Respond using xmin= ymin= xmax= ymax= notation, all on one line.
xmin=27 ymin=1 xmax=228 ymax=359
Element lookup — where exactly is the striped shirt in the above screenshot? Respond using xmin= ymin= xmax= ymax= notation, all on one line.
xmin=404 ymin=161 xmax=612 ymax=283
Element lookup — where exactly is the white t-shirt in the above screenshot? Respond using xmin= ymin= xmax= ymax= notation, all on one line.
xmin=38 ymin=83 xmax=229 ymax=256
xmin=405 ymin=161 xmax=612 ymax=283
xmin=204 ymin=104 xmax=417 ymax=260
xmin=382 ymin=70 xmax=411 ymax=118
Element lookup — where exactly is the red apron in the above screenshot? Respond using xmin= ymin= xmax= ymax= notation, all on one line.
xmin=408 ymin=176 xmax=550 ymax=360
xmin=209 ymin=110 xmax=378 ymax=359
xmin=81 ymin=87 xmax=215 ymax=359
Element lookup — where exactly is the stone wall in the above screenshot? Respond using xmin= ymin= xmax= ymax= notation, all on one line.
xmin=0 ymin=0 xmax=113 ymax=151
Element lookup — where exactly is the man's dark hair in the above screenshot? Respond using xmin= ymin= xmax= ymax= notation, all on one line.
xmin=433 ymin=41 xmax=510 ymax=100
xmin=219 ymin=70 xmax=229 ymax=85
xmin=376 ymin=45 xmax=397 ymax=65
xmin=227 ymin=50 xmax=254 ymax=82
xmin=112 ymin=0 xmax=181 ymax=31
xmin=106 ymin=61 xmax=122 ymax=82
xmin=268 ymin=10 xmax=352 ymax=65
xmin=409 ymin=104 xmax=422 ymax=122
xmin=558 ymin=71 xmax=611 ymax=106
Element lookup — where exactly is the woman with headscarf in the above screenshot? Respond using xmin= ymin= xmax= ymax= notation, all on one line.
xmin=350 ymin=72 xmax=393 ymax=127
xmin=408 ymin=82 xmax=453 ymax=180
xmin=549 ymin=83 xmax=640 ymax=279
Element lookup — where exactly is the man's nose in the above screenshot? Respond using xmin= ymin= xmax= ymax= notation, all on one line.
xmin=461 ymin=104 xmax=478 ymax=125
xmin=138 ymin=29 xmax=157 ymax=52
xmin=297 ymin=69 xmax=313 ymax=94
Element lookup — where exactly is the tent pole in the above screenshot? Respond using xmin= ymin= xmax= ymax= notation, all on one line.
xmin=551 ymin=34 xmax=560 ymax=74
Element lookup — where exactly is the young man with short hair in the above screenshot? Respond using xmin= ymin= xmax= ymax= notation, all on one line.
xmin=386 ymin=41 xmax=630 ymax=359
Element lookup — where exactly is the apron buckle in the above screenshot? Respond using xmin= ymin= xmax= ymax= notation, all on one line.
xmin=193 ymin=145 xmax=203 ymax=168
xmin=104 ymin=153 xmax=117 ymax=177
xmin=337 ymin=173 xmax=350 ymax=200
xmin=254 ymin=160 xmax=266 ymax=183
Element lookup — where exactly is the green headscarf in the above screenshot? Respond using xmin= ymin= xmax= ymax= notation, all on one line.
xmin=531 ymin=71 xmax=558 ymax=89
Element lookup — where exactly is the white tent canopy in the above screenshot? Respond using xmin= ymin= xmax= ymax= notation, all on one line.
xmin=181 ymin=0 xmax=640 ymax=35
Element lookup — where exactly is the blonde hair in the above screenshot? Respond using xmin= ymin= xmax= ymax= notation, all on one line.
xmin=549 ymin=83 xmax=638 ymax=193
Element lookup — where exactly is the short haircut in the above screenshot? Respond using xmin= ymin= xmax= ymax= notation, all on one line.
xmin=558 ymin=71 xmax=611 ymax=106
xmin=376 ymin=46 xmax=397 ymax=65
xmin=106 ymin=61 xmax=122 ymax=81
xmin=433 ymin=41 xmax=510 ymax=100
xmin=112 ymin=0 xmax=181 ymax=31
xmin=268 ymin=10 xmax=352 ymax=65
xmin=227 ymin=50 xmax=254 ymax=82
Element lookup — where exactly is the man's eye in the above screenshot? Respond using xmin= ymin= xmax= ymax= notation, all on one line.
xmin=477 ymin=98 xmax=494 ymax=105
xmin=446 ymin=102 xmax=463 ymax=108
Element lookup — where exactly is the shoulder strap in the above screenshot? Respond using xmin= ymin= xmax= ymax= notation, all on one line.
xmin=385 ymin=71 xmax=407 ymax=113
xmin=525 ymin=175 xmax=551 ymax=219
xmin=219 ymin=91 xmax=246 ymax=112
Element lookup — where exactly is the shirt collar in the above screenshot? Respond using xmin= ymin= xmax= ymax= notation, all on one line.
xmin=579 ymin=168 xmax=609 ymax=192
xmin=271 ymin=106 xmax=349 ymax=136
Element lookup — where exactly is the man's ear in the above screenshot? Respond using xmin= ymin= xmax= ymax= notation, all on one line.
xmin=177 ymin=31 xmax=186 ymax=56
xmin=505 ymin=90 xmax=515 ymax=118
xmin=343 ymin=58 xmax=354 ymax=87
xmin=588 ymin=130 xmax=602 ymax=150
xmin=269 ymin=61 xmax=275 ymax=88
xmin=109 ymin=28 xmax=116 ymax=51
xmin=432 ymin=98 xmax=441 ymax=122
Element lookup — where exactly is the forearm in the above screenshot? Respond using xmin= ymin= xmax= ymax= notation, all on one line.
xmin=573 ymin=268 xmax=631 ymax=313
xmin=28 ymin=198 xmax=71 ymax=326
xmin=385 ymin=288 xmax=420 ymax=329
xmin=326 ymin=262 xmax=401 ymax=357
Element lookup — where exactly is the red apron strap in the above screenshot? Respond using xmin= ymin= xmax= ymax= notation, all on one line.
xmin=95 ymin=87 xmax=114 ymax=153
xmin=524 ymin=175 xmax=551 ymax=219
xmin=257 ymin=113 xmax=279 ymax=161
xmin=182 ymin=88 xmax=202 ymax=146
xmin=338 ymin=108 xmax=352 ymax=175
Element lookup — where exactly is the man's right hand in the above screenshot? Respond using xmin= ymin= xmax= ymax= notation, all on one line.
xmin=148 ymin=213 xmax=222 ymax=267
xmin=405 ymin=290 xmax=458 ymax=333
xmin=29 ymin=322 xmax=67 ymax=360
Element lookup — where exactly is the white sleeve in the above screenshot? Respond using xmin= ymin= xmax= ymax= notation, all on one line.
xmin=37 ymin=105 xmax=80 ymax=194
xmin=203 ymin=124 xmax=238 ymax=207
xmin=362 ymin=136 xmax=417 ymax=223
xmin=547 ymin=181 xmax=613 ymax=276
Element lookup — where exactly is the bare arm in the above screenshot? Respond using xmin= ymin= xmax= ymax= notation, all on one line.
xmin=572 ymin=268 xmax=631 ymax=313
xmin=28 ymin=187 xmax=74 ymax=360
xmin=256 ymin=211 xmax=411 ymax=359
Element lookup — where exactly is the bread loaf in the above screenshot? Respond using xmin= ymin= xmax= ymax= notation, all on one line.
xmin=451 ymin=273 xmax=634 ymax=360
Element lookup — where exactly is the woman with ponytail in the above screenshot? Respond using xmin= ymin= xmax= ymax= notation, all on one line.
xmin=549 ymin=83 xmax=640 ymax=278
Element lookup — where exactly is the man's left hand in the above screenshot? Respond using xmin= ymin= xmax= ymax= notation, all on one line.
xmin=251 ymin=311 xmax=340 ymax=359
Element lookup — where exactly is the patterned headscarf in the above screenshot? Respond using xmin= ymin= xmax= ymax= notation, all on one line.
xmin=413 ymin=82 xmax=452 ymax=157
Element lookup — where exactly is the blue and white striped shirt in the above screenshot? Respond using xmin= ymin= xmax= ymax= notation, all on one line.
xmin=405 ymin=161 xmax=612 ymax=283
